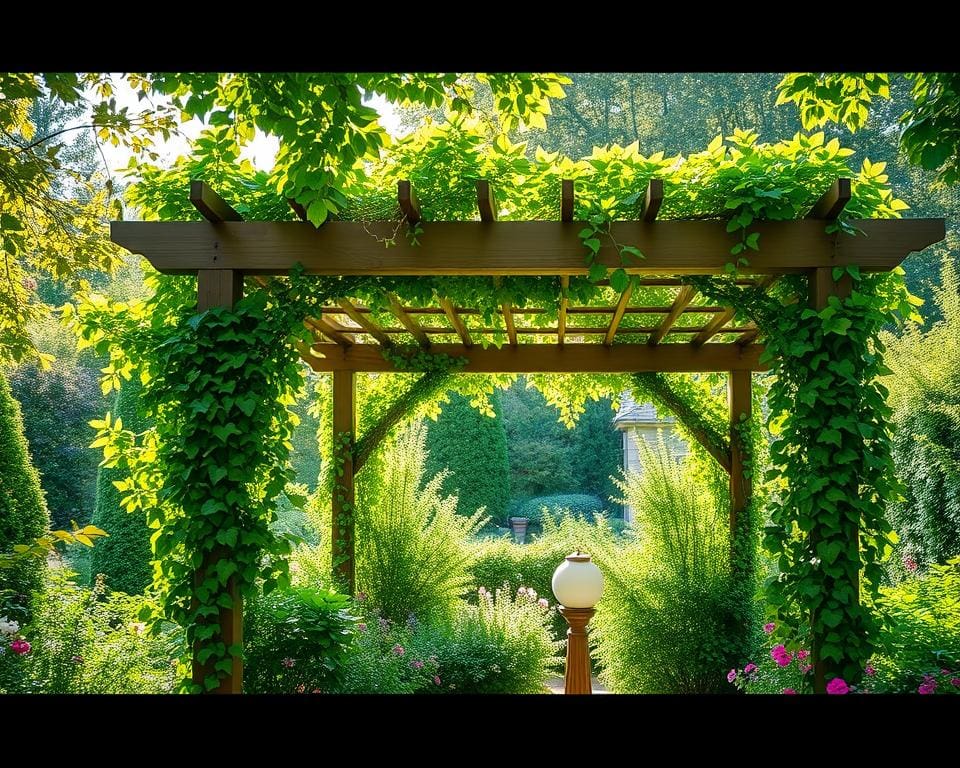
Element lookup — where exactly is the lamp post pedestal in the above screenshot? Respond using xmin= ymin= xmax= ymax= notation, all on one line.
xmin=558 ymin=605 xmax=595 ymax=695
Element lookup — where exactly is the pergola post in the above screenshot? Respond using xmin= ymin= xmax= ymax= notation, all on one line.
xmin=332 ymin=369 xmax=357 ymax=594
xmin=195 ymin=268 xmax=243 ymax=695
xmin=808 ymin=267 xmax=854 ymax=695
xmin=728 ymin=370 xmax=752 ymax=568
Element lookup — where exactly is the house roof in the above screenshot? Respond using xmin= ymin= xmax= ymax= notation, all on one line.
xmin=613 ymin=391 xmax=674 ymax=428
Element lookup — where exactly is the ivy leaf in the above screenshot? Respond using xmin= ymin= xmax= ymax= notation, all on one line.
xmin=610 ymin=268 xmax=630 ymax=293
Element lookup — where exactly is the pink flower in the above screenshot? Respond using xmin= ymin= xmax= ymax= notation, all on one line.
xmin=865 ymin=664 xmax=876 ymax=677
xmin=770 ymin=645 xmax=793 ymax=667
xmin=826 ymin=678 xmax=849 ymax=695
xmin=392 ymin=644 xmax=405 ymax=656
xmin=950 ymin=678 xmax=960 ymax=687
xmin=433 ymin=675 xmax=441 ymax=685
xmin=801 ymin=664 xmax=813 ymax=675
xmin=357 ymin=623 xmax=367 ymax=633
xmin=744 ymin=663 xmax=757 ymax=675
xmin=478 ymin=587 xmax=487 ymax=596
xmin=776 ymin=653 xmax=793 ymax=667
xmin=770 ymin=644 xmax=787 ymax=660
xmin=797 ymin=649 xmax=809 ymax=660
xmin=727 ymin=669 xmax=737 ymax=683
xmin=537 ymin=598 xmax=549 ymax=608
xmin=295 ymin=684 xmax=306 ymax=693
xmin=10 ymin=640 xmax=30 ymax=655
xmin=918 ymin=682 xmax=936 ymax=695
xmin=941 ymin=668 xmax=951 ymax=675
xmin=282 ymin=657 xmax=295 ymax=668
xmin=411 ymin=660 xmax=424 ymax=670
xmin=312 ymin=689 xmax=322 ymax=694
xmin=903 ymin=554 xmax=918 ymax=572
xmin=783 ymin=688 xmax=797 ymax=695
xmin=763 ymin=622 xmax=776 ymax=634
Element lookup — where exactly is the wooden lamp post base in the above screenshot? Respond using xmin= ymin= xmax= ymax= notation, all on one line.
xmin=558 ymin=606 xmax=595 ymax=695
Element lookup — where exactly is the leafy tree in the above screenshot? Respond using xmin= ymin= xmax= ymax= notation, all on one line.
xmin=425 ymin=390 xmax=510 ymax=524
xmin=89 ymin=377 xmax=152 ymax=594
xmin=0 ymin=371 xmax=50 ymax=608
xmin=776 ymin=73 xmax=960 ymax=187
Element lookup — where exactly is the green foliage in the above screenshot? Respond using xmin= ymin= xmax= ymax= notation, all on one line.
xmin=868 ymin=557 xmax=960 ymax=692
xmin=0 ymin=570 xmax=184 ymax=694
xmin=412 ymin=586 xmax=561 ymax=694
xmin=595 ymin=444 xmax=746 ymax=693
xmin=777 ymin=72 xmax=960 ymax=186
xmin=9 ymin=363 xmax=102 ymax=529
xmin=243 ymin=585 xmax=357 ymax=693
xmin=501 ymin=380 xmax=622 ymax=505
xmin=425 ymin=390 xmax=510 ymax=524
xmin=690 ymin=266 xmax=918 ymax=685
xmin=514 ymin=494 xmax=606 ymax=524
xmin=0 ymin=372 xmax=50 ymax=613
xmin=90 ymin=377 xmax=152 ymax=594
xmin=883 ymin=257 xmax=960 ymax=568
xmin=357 ymin=422 xmax=486 ymax=625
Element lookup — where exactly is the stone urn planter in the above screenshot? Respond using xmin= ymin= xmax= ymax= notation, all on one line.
xmin=510 ymin=516 xmax=529 ymax=544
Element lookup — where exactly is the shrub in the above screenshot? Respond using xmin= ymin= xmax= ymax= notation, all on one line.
xmin=244 ymin=585 xmax=358 ymax=693
xmin=0 ymin=569 xmax=183 ymax=694
xmin=357 ymin=421 xmax=486 ymax=624
xmin=425 ymin=390 xmax=510 ymax=524
xmin=868 ymin=556 xmax=960 ymax=693
xmin=884 ymin=257 xmax=960 ymax=568
xmin=514 ymin=493 xmax=606 ymax=524
xmin=593 ymin=442 xmax=749 ymax=693
xmin=328 ymin=604 xmax=440 ymax=694
xmin=90 ymin=378 xmax=152 ymax=594
xmin=412 ymin=586 xmax=561 ymax=693
xmin=0 ymin=372 xmax=50 ymax=614
xmin=9 ymin=363 xmax=102 ymax=529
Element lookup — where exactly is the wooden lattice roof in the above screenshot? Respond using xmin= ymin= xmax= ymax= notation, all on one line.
xmin=111 ymin=178 xmax=945 ymax=374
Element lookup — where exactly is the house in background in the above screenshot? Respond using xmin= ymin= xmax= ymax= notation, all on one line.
xmin=613 ymin=392 xmax=687 ymax=523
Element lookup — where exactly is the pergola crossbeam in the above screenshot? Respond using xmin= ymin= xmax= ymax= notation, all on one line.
xmin=649 ymin=284 xmax=697 ymax=346
xmin=336 ymin=299 xmax=392 ymax=347
xmin=190 ymin=180 xmax=243 ymax=223
xmin=807 ymin=178 xmax=852 ymax=220
xmin=604 ymin=282 xmax=634 ymax=346
xmin=386 ymin=292 xmax=430 ymax=347
xmin=398 ymin=180 xmax=422 ymax=224
xmin=439 ymin=297 xmax=473 ymax=347
xmin=642 ymin=178 xmax=664 ymax=221
xmin=561 ymin=180 xmax=575 ymax=222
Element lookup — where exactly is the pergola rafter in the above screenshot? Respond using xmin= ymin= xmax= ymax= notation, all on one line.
xmin=124 ymin=175 xmax=945 ymax=695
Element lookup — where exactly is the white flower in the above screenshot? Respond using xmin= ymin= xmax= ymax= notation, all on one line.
xmin=0 ymin=618 xmax=20 ymax=636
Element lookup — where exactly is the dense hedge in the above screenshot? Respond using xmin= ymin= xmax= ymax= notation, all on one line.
xmin=90 ymin=378 xmax=152 ymax=594
xmin=512 ymin=493 xmax=606 ymax=523
xmin=0 ymin=372 xmax=50 ymax=609
xmin=10 ymin=363 xmax=102 ymax=529
xmin=425 ymin=390 xmax=510 ymax=524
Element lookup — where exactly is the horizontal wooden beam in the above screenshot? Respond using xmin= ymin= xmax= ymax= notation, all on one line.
xmin=318 ymin=305 xmax=726 ymax=316
xmin=301 ymin=342 xmax=768 ymax=373
xmin=315 ymin=324 xmax=752 ymax=337
xmin=112 ymin=218 xmax=946 ymax=276
xmin=190 ymin=181 xmax=242 ymax=223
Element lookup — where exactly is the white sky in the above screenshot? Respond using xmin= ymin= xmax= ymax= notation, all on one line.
xmin=89 ymin=76 xmax=405 ymax=175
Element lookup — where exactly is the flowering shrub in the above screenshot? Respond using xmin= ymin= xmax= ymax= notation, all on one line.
xmin=1 ymin=570 xmax=183 ymax=694
xmin=412 ymin=585 xmax=561 ymax=694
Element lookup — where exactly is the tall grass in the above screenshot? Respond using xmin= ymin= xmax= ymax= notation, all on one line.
xmin=355 ymin=421 xmax=486 ymax=624
xmin=591 ymin=437 xmax=743 ymax=693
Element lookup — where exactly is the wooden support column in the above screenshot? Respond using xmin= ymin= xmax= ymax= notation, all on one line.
xmin=808 ymin=266 xmax=853 ymax=694
xmin=728 ymin=370 xmax=751 ymax=566
xmin=332 ymin=369 xmax=356 ymax=594
xmin=194 ymin=267 xmax=243 ymax=694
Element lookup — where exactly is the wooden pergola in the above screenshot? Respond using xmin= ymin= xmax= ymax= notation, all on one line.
xmin=111 ymin=177 xmax=945 ymax=693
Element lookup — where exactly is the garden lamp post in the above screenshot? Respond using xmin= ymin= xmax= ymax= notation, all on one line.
xmin=552 ymin=551 xmax=604 ymax=695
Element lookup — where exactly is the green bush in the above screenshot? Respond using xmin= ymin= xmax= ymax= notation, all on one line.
xmin=9 ymin=363 xmax=102 ymax=529
xmin=244 ymin=585 xmax=358 ymax=693
xmin=868 ymin=556 xmax=960 ymax=692
xmin=884 ymin=257 xmax=960 ymax=568
xmin=0 ymin=372 xmax=50 ymax=614
xmin=412 ymin=586 xmax=561 ymax=693
xmin=0 ymin=569 xmax=183 ymax=694
xmin=593 ymin=443 xmax=750 ymax=693
xmin=89 ymin=378 xmax=152 ymax=594
xmin=425 ymin=390 xmax=510 ymax=524
xmin=514 ymin=493 xmax=606 ymax=523
xmin=357 ymin=421 xmax=486 ymax=624
xmin=328 ymin=606 xmax=440 ymax=694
